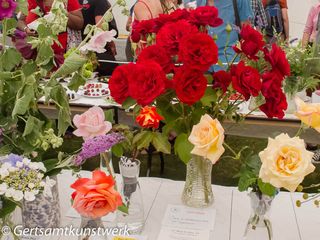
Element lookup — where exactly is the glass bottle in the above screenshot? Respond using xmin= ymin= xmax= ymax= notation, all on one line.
xmin=100 ymin=150 xmax=115 ymax=177
xmin=116 ymin=157 xmax=144 ymax=234
xmin=78 ymin=216 xmax=105 ymax=240
xmin=243 ymin=191 xmax=274 ymax=240
xmin=181 ymin=155 xmax=214 ymax=208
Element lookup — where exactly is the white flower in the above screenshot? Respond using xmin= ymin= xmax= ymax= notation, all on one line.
xmin=24 ymin=191 xmax=36 ymax=202
xmin=43 ymin=177 xmax=56 ymax=198
xmin=79 ymin=29 xmax=117 ymax=54
xmin=8 ymin=166 xmax=17 ymax=173
xmin=37 ymin=162 xmax=46 ymax=172
xmin=28 ymin=183 xmax=35 ymax=189
xmin=12 ymin=190 xmax=24 ymax=201
xmin=22 ymin=158 xmax=31 ymax=166
xmin=0 ymin=183 xmax=7 ymax=195
xmin=37 ymin=173 xmax=44 ymax=179
xmin=32 ymin=189 xmax=39 ymax=195
xmin=5 ymin=188 xmax=15 ymax=198
xmin=16 ymin=161 xmax=24 ymax=168
xmin=29 ymin=162 xmax=40 ymax=170
xmin=0 ymin=168 xmax=9 ymax=178
xmin=1 ymin=162 xmax=12 ymax=170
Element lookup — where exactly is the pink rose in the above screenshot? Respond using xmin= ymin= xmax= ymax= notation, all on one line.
xmin=73 ymin=106 xmax=112 ymax=139
xmin=80 ymin=29 xmax=117 ymax=53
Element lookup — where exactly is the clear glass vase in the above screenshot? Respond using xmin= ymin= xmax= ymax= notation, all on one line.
xmin=78 ymin=216 xmax=105 ymax=240
xmin=181 ymin=155 xmax=214 ymax=208
xmin=21 ymin=176 xmax=60 ymax=228
xmin=100 ymin=150 xmax=115 ymax=177
xmin=243 ymin=191 xmax=274 ymax=240
xmin=116 ymin=157 xmax=144 ymax=234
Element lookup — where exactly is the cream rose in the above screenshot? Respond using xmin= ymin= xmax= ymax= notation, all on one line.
xmin=188 ymin=114 xmax=225 ymax=164
xmin=295 ymin=97 xmax=320 ymax=133
xmin=259 ymin=133 xmax=315 ymax=192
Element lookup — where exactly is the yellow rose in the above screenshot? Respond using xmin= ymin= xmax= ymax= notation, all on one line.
xmin=295 ymin=97 xmax=320 ymax=133
xmin=259 ymin=133 xmax=315 ymax=192
xmin=188 ymin=114 xmax=225 ymax=164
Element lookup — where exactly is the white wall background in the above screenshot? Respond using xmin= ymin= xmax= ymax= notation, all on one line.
xmin=111 ymin=0 xmax=319 ymax=39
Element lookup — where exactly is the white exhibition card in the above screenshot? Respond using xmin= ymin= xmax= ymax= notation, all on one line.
xmin=162 ymin=204 xmax=216 ymax=230
xmin=157 ymin=227 xmax=210 ymax=240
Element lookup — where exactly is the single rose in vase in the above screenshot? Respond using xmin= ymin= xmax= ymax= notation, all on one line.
xmin=71 ymin=170 xmax=122 ymax=219
xmin=259 ymin=133 xmax=315 ymax=192
xmin=73 ymin=106 xmax=112 ymax=139
xmin=188 ymin=114 xmax=225 ymax=164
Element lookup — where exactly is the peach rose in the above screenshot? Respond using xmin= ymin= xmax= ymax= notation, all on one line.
xmin=73 ymin=106 xmax=112 ymax=139
xmin=188 ymin=114 xmax=225 ymax=164
xmin=259 ymin=133 xmax=315 ymax=192
xmin=71 ymin=170 xmax=122 ymax=219
xmin=295 ymin=97 xmax=320 ymax=133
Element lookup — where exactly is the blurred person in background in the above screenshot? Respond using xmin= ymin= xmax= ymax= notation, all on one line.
xmin=18 ymin=0 xmax=83 ymax=56
xmin=79 ymin=0 xmax=118 ymax=76
xmin=262 ymin=0 xmax=289 ymax=43
xmin=302 ymin=1 xmax=320 ymax=48
xmin=250 ymin=0 xmax=268 ymax=30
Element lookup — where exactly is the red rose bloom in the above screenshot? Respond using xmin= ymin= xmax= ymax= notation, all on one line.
xmin=231 ymin=61 xmax=262 ymax=100
xmin=259 ymin=71 xmax=287 ymax=119
xmin=212 ymin=70 xmax=232 ymax=92
xmin=189 ymin=6 xmax=223 ymax=27
xmin=233 ymin=24 xmax=265 ymax=60
xmin=154 ymin=9 xmax=191 ymax=32
xmin=109 ymin=64 xmax=134 ymax=104
xmin=136 ymin=106 xmax=164 ymax=129
xmin=178 ymin=33 xmax=218 ymax=72
xmin=137 ymin=45 xmax=174 ymax=73
xmin=131 ymin=19 xmax=156 ymax=43
xmin=264 ymin=44 xmax=291 ymax=77
xmin=129 ymin=61 xmax=167 ymax=106
xmin=173 ymin=67 xmax=207 ymax=105
xmin=156 ymin=20 xmax=198 ymax=56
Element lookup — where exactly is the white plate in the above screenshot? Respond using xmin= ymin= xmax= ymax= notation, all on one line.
xmin=79 ymin=83 xmax=110 ymax=98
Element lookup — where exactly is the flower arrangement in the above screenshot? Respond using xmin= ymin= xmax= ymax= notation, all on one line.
xmin=109 ymin=7 xmax=291 ymax=165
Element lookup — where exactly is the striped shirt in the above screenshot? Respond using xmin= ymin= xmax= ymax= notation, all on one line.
xmin=251 ymin=0 xmax=268 ymax=28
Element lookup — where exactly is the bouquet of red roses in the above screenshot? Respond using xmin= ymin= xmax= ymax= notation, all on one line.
xmin=109 ymin=6 xmax=290 ymax=163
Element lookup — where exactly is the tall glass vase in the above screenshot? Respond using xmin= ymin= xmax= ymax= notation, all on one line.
xmin=243 ymin=191 xmax=274 ymax=240
xmin=181 ymin=155 xmax=214 ymax=208
xmin=100 ymin=150 xmax=115 ymax=177
xmin=116 ymin=157 xmax=144 ymax=234
xmin=78 ymin=216 xmax=105 ymax=240
xmin=21 ymin=176 xmax=60 ymax=228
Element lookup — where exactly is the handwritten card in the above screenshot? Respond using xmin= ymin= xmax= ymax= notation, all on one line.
xmin=157 ymin=227 xmax=210 ymax=240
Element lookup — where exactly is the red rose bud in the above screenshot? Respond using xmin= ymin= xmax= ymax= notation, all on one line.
xmin=136 ymin=106 xmax=164 ymax=129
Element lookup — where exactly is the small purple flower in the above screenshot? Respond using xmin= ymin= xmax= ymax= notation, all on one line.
xmin=74 ymin=132 xmax=124 ymax=166
xmin=13 ymin=29 xmax=27 ymax=40
xmin=0 ymin=0 xmax=17 ymax=21
xmin=1 ymin=153 xmax=23 ymax=165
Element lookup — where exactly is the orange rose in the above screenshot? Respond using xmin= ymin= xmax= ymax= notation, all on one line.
xmin=136 ymin=106 xmax=163 ymax=129
xmin=71 ymin=170 xmax=122 ymax=219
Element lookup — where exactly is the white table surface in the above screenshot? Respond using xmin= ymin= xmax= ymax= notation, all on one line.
xmin=34 ymin=170 xmax=318 ymax=240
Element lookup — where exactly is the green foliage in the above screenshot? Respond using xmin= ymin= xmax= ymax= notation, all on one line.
xmin=152 ymin=132 xmax=171 ymax=154
xmin=174 ymin=133 xmax=193 ymax=164
xmin=133 ymin=131 xmax=154 ymax=150
xmin=122 ymin=97 xmax=136 ymax=110
xmin=68 ymin=72 xmax=86 ymax=91
xmin=0 ymin=198 xmax=17 ymax=218
xmin=104 ymin=109 xmax=115 ymax=123
xmin=0 ymin=48 xmax=22 ymax=71
xmin=258 ymin=179 xmax=277 ymax=197
xmin=52 ymin=52 xmax=87 ymax=78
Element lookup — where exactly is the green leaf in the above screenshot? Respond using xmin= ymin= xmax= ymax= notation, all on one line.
xmin=104 ymin=109 xmax=114 ymax=123
xmin=2 ymin=18 xmax=17 ymax=33
xmin=0 ymin=48 xmax=22 ymax=71
xmin=68 ymin=72 xmax=86 ymax=91
xmin=23 ymin=116 xmax=44 ymax=137
xmin=258 ymin=179 xmax=277 ymax=197
xmin=36 ymin=44 xmax=54 ymax=65
xmin=0 ymin=198 xmax=17 ymax=218
xmin=174 ymin=133 xmax=193 ymax=164
xmin=152 ymin=132 xmax=171 ymax=154
xmin=118 ymin=204 xmax=129 ymax=214
xmin=37 ymin=24 xmax=52 ymax=38
xmin=201 ymin=88 xmax=217 ymax=107
xmin=17 ymin=0 xmax=28 ymax=15
xmin=112 ymin=144 xmax=124 ymax=157
xmin=43 ymin=158 xmax=59 ymax=173
xmin=22 ymin=61 xmax=37 ymax=77
xmin=238 ymin=171 xmax=257 ymax=192
xmin=12 ymin=84 xmax=34 ymax=117
xmin=52 ymin=52 xmax=87 ymax=78
xmin=133 ymin=131 xmax=153 ymax=150
xmin=122 ymin=97 xmax=136 ymax=110
xmin=0 ymin=145 xmax=13 ymax=155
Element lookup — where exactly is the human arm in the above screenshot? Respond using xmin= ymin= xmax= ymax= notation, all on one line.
xmin=302 ymin=6 xmax=315 ymax=48
xmin=126 ymin=16 xmax=133 ymax=32
xmin=67 ymin=0 xmax=84 ymax=30
xmin=281 ymin=8 xmax=289 ymax=41
xmin=133 ymin=2 xmax=152 ymax=21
